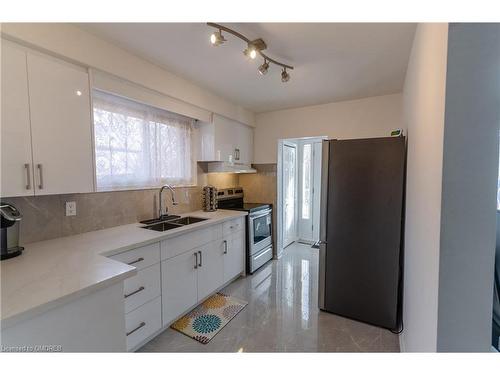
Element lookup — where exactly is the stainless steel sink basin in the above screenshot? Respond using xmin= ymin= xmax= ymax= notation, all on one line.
xmin=139 ymin=215 xmax=181 ymax=225
xmin=142 ymin=221 xmax=183 ymax=232
xmin=168 ymin=216 xmax=208 ymax=225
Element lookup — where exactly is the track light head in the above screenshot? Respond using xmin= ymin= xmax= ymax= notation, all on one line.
xmin=244 ymin=45 xmax=258 ymax=59
xmin=281 ymin=68 xmax=290 ymax=83
xmin=210 ymin=30 xmax=226 ymax=46
xmin=258 ymin=60 xmax=269 ymax=75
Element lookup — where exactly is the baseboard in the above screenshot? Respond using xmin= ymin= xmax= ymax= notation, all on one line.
xmin=398 ymin=331 xmax=406 ymax=353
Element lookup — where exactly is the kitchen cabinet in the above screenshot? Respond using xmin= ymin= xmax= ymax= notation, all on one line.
xmin=161 ymin=249 xmax=198 ymax=325
xmin=223 ymin=232 xmax=245 ymax=283
xmin=1 ymin=41 xmax=34 ymax=197
xmin=0 ymin=40 xmax=94 ymax=197
xmin=197 ymin=241 xmax=224 ymax=301
xmin=197 ymin=114 xmax=254 ymax=165
xmin=27 ymin=51 xmax=94 ymax=195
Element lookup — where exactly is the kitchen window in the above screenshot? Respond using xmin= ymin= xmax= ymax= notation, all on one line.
xmin=92 ymin=90 xmax=195 ymax=191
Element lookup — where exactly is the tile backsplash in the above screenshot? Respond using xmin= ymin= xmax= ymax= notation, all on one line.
xmin=3 ymin=164 xmax=278 ymax=245
xmin=5 ymin=187 xmax=202 ymax=245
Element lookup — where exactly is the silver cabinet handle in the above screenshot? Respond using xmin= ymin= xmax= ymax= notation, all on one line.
xmin=223 ymin=240 xmax=228 ymax=254
xmin=37 ymin=163 xmax=43 ymax=189
xmin=126 ymin=322 xmax=145 ymax=336
xmin=24 ymin=163 xmax=31 ymax=190
xmin=194 ymin=252 xmax=198 ymax=269
xmin=198 ymin=250 xmax=202 ymax=267
xmin=127 ymin=257 xmax=144 ymax=266
xmin=124 ymin=286 xmax=145 ymax=299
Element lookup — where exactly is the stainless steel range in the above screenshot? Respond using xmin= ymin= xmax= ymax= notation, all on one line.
xmin=217 ymin=188 xmax=273 ymax=274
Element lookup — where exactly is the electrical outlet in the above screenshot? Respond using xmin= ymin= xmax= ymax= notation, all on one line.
xmin=65 ymin=201 xmax=77 ymax=216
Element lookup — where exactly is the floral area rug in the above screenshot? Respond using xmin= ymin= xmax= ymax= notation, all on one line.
xmin=170 ymin=292 xmax=248 ymax=344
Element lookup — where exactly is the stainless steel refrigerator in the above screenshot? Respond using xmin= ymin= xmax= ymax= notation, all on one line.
xmin=318 ymin=137 xmax=406 ymax=331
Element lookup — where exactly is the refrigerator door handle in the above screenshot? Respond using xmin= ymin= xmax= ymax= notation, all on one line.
xmin=318 ymin=139 xmax=331 ymax=310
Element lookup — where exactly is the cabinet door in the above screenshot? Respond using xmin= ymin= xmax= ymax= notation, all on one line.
xmin=223 ymin=232 xmax=245 ymax=283
xmin=236 ymin=123 xmax=253 ymax=165
xmin=197 ymin=241 xmax=224 ymax=302
xmin=1 ymin=42 xmax=34 ymax=197
xmin=213 ymin=114 xmax=238 ymax=162
xmin=161 ymin=251 xmax=198 ymax=326
xmin=27 ymin=52 xmax=94 ymax=195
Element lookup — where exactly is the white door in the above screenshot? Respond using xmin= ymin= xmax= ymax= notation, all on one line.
xmin=298 ymin=142 xmax=314 ymax=242
xmin=283 ymin=142 xmax=297 ymax=247
xmin=223 ymin=233 xmax=245 ymax=283
xmin=197 ymin=241 xmax=224 ymax=301
xmin=312 ymin=142 xmax=323 ymax=242
xmin=27 ymin=52 xmax=94 ymax=195
xmin=1 ymin=42 xmax=34 ymax=197
xmin=161 ymin=251 xmax=198 ymax=325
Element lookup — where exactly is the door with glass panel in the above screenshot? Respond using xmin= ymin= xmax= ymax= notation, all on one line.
xmin=283 ymin=142 xmax=297 ymax=248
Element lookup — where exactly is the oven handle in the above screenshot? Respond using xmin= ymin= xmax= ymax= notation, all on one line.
xmin=249 ymin=209 xmax=272 ymax=220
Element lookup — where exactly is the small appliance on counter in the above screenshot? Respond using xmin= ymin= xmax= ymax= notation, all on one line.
xmin=1 ymin=202 xmax=24 ymax=260
xmin=217 ymin=187 xmax=273 ymax=274
xmin=202 ymin=185 xmax=218 ymax=212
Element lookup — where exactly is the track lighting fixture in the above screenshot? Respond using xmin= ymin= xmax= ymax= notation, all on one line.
xmin=210 ymin=30 xmax=226 ymax=46
xmin=207 ymin=22 xmax=294 ymax=83
xmin=258 ymin=60 xmax=269 ymax=75
xmin=281 ymin=68 xmax=290 ymax=83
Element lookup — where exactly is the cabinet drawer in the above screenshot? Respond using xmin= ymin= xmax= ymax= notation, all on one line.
xmin=161 ymin=225 xmax=222 ymax=260
xmin=124 ymin=263 xmax=161 ymax=314
xmin=125 ymin=296 xmax=162 ymax=351
xmin=222 ymin=217 xmax=245 ymax=237
xmin=109 ymin=242 xmax=160 ymax=270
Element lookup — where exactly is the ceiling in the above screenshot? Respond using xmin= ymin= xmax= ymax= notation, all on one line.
xmin=79 ymin=23 xmax=416 ymax=113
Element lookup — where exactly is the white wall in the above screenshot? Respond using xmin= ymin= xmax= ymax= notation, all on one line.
xmin=436 ymin=23 xmax=499 ymax=352
xmin=401 ymin=23 xmax=449 ymax=352
xmin=1 ymin=23 xmax=254 ymax=126
xmin=254 ymin=93 xmax=403 ymax=163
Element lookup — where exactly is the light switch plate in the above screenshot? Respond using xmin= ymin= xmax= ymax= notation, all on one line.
xmin=65 ymin=201 xmax=77 ymax=216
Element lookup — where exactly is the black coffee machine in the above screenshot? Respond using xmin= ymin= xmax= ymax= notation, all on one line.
xmin=0 ymin=202 xmax=24 ymax=260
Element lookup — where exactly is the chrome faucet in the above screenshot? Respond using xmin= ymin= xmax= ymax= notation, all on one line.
xmin=158 ymin=184 xmax=178 ymax=219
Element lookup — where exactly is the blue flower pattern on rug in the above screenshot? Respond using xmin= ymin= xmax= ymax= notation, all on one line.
xmin=192 ymin=314 xmax=222 ymax=334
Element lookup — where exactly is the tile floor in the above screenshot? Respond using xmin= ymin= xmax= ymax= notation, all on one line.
xmin=139 ymin=242 xmax=400 ymax=352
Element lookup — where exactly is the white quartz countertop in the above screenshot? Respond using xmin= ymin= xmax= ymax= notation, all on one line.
xmin=0 ymin=209 xmax=247 ymax=328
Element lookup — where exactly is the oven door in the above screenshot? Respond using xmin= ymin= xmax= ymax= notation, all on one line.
xmin=248 ymin=208 xmax=272 ymax=255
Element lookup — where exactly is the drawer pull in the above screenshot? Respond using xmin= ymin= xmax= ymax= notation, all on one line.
xmin=194 ymin=252 xmax=198 ymax=269
xmin=124 ymin=286 xmax=145 ymax=299
xmin=126 ymin=322 xmax=146 ymax=336
xmin=127 ymin=257 xmax=144 ymax=266
xmin=198 ymin=250 xmax=202 ymax=267
xmin=223 ymin=240 xmax=228 ymax=254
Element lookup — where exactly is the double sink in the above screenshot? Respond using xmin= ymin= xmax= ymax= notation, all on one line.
xmin=140 ymin=215 xmax=208 ymax=232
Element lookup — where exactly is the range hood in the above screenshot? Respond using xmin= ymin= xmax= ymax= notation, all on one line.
xmin=202 ymin=161 xmax=257 ymax=174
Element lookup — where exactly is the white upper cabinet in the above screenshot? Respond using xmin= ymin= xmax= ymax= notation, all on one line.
xmin=1 ymin=42 xmax=34 ymax=197
xmin=27 ymin=52 xmax=94 ymax=195
xmin=197 ymin=114 xmax=254 ymax=165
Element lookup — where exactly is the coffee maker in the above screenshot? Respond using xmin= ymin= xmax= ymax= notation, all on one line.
xmin=1 ymin=202 xmax=24 ymax=260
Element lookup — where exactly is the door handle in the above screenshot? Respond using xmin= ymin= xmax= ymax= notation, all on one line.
xmin=194 ymin=252 xmax=198 ymax=269
xmin=223 ymin=240 xmax=228 ymax=254
xmin=198 ymin=250 xmax=202 ymax=267
xmin=24 ymin=163 xmax=31 ymax=190
xmin=37 ymin=163 xmax=43 ymax=189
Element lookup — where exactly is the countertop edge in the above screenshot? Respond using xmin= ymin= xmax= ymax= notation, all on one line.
xmin=1 ymin=210 xmax=248 ymax=327
xmin=1 ymin=266 xmax=137 ymax=329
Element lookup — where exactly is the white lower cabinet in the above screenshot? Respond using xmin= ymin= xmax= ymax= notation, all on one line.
xmin=223 ymin=231 xmax=245 ymax=283
xmin=110 ymin=217 xmax=246 ymax=350
xmin=123 ymin=263 xmax=161 ymax=314
xmin=197 ymin=241 xmax=224 ymax=302
xmin=125 ymin=296 xmax=162 ymax=351
xmin=161 ymin=250 xmax=198 ymax=325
